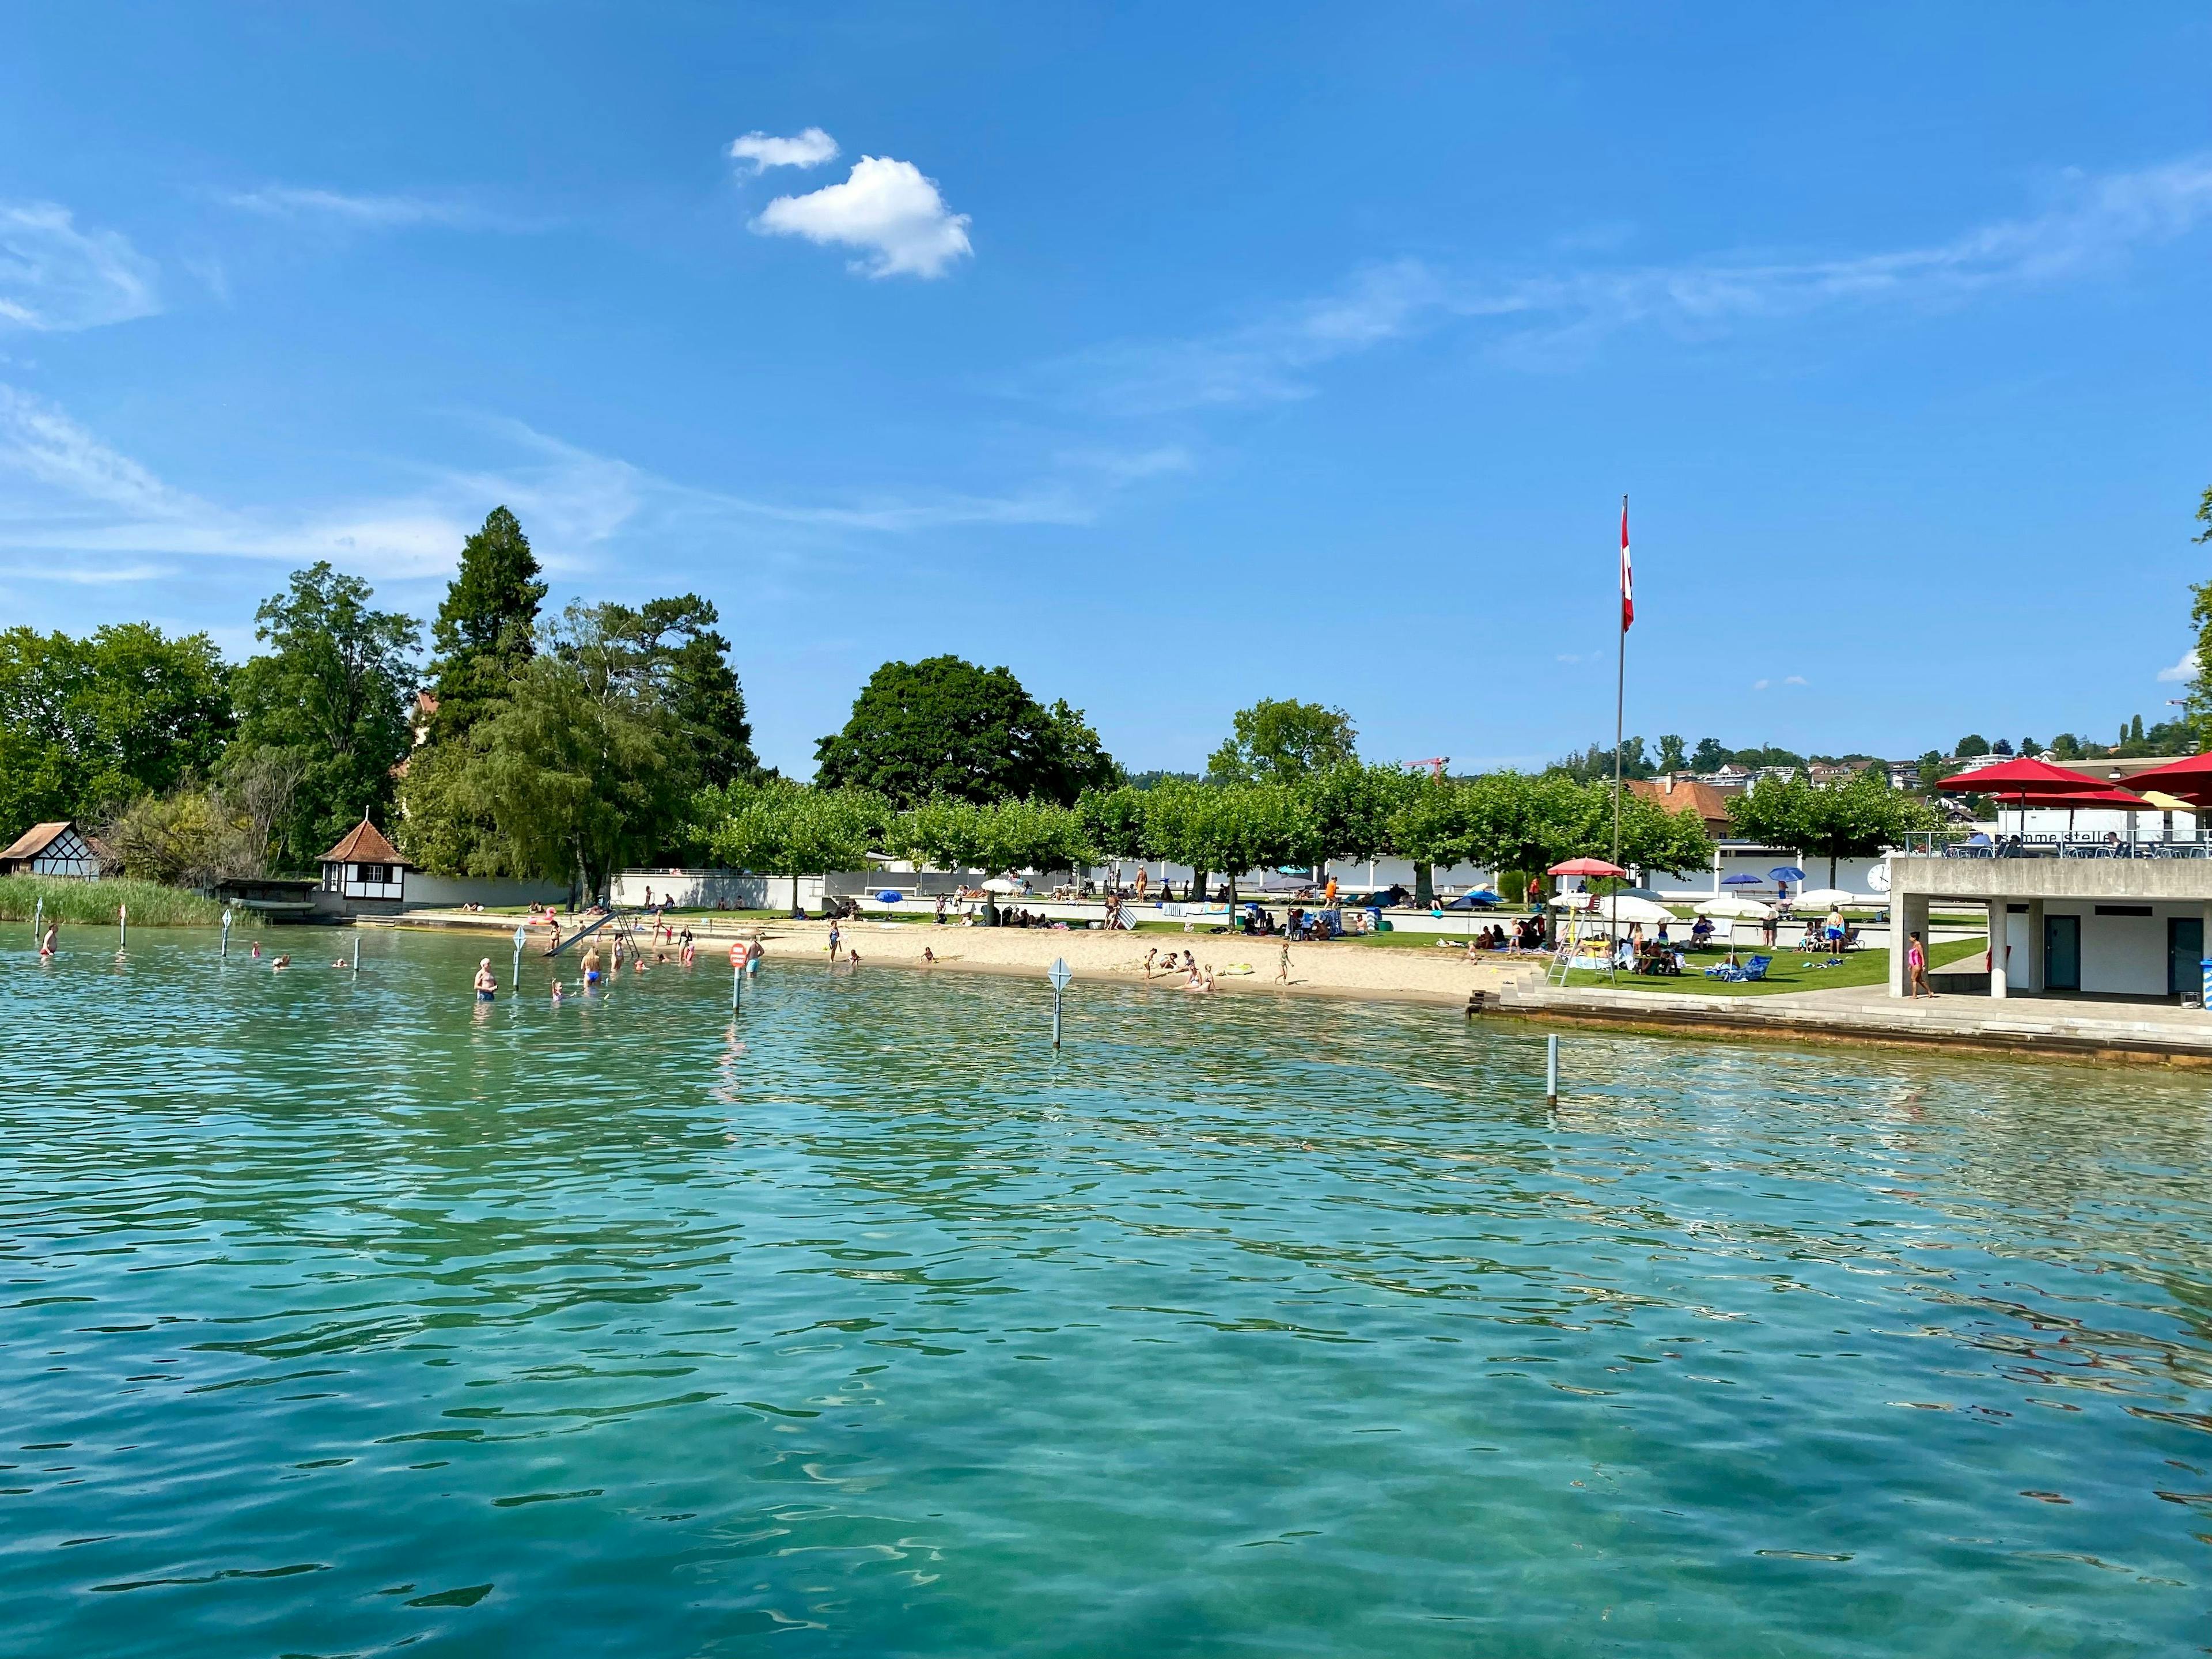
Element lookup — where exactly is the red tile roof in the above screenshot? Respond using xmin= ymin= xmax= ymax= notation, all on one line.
xmin=320 ymin=817 xmax=411 ymax=868
xmin=1628 ymin=778 xmax=1739 ymax=834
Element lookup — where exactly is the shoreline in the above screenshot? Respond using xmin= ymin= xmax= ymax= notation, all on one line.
xmin=370 ymin=909 xmax=2212 ymax=1065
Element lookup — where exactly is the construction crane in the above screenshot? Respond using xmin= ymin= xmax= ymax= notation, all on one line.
xmin=1408 ymin=757 xmax=1449 ymax=779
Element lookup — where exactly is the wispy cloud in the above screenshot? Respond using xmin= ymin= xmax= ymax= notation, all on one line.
xmin=728 ymin=127 xmax=840 ymax=174
xmin=2158 ymin=650 xmax=2198 ymax=683
xmin=219 ymin=185 xmax=506 ymax=231
xmin=0 ymin=202 xmax=160 ymax=332
xmin=0 ymin=388 xmax=1151 ymax=589
xmin=0 ymin=559 xmax=172 ymax=584
xmin=752 ymin=155 xmax=972 ymax=279
xmin=1039 ymin=155 xmax=2212 ymax=411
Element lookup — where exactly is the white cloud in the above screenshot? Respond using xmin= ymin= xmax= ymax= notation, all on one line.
xmin=1040 ymin=155 xmax=2212 ymax=410
xmin=0 ymin=202 xmax=159 ymax=332
xmin=219 ymin=186 xmax=495 ymax=230
xmin=728 ymin=128 xmax=840 ymax=174
xmin=0 ymin=388 xmax=1144 ymax=591
xmin=0 ymin=559 xmax=171 ymax=584
xmin=1753 ymin=679 xmax=1772 ymax=691
xmin=1783 ymin=675 xmax=1809 ymax=686
xmin=2157 ymin=649 xmax=2198 ymax=683
xmin=752 ymin=155 xmax=972 ymax=279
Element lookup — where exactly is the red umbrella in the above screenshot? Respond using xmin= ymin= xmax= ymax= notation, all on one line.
xmin=2112 ymin=753 xmax=2212 ymax=808
xmin=1934 ymin=756 xmax=2108 ymax=796
xmin=1547 ymin=857 xmax=1627 ymax=877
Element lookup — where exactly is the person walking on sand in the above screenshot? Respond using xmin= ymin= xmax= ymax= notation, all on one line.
xmin=1277 ymin=941 xmax=1291 ymax=985
xmin=1907 ymin=930 xmax=1936 ymax=997
xmin=1143 ymin=946 xmax=1158 ymax=981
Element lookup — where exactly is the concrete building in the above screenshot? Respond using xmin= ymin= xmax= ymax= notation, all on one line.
xmin=1888 ymin=852 xmax=2212 ymax=1002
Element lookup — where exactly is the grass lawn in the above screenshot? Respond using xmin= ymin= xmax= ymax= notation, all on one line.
xmin=1561 ymin=936 xmax=1985 ymax=996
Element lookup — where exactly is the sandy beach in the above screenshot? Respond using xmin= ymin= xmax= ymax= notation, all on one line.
xmin=389 ymin=911 xmax=1544 ymax=1009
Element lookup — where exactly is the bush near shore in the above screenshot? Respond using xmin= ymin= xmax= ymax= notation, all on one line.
xmin=0 ymin=876 xmax=262 ymax=928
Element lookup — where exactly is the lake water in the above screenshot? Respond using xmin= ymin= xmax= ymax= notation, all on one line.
xmin=4 ymin=926 xmax=2210 ymax=1656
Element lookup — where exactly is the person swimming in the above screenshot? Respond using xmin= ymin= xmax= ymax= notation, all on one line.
xmin=38 ymin=922 xmax=56 ymax=959
xmin=271 ymin=955 xmax=291 ymax=971
xmin=474 ymin=958 xmax=497 ymax=1001
xmin=250 ymin=940 xmax=262 ymax=959
xmin=582 ymin=945 xmax=602 ymax=986
xmin=551 ymin=979 xmax=564 ymax=1003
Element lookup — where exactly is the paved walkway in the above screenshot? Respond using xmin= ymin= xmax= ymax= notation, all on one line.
xmin=1495 ymin=975 xmax=2212 ymax=1065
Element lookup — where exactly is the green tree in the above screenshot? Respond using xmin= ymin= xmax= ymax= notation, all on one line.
xmin=815 ymin=656 xmax=1116 ymax=805
xmin=1728 ymin=770 xmax=1940 ymax=887
xmin=2021 ymin=737 xmax=2044 ymax=757
xmin=0 ymin=623 xmax=234 ymax=842
xmin=425 ymin=506 xmax=546 ymax=740
xmin=1953 ymin=733 xmax=1990 ymax=758
xmin=1388 ymin=774 xmax=1472 ymax=906
xmin=464 ymin=603 xmax=691 ymax=898
xmin=1689 ymin=737 xmax=1728 ymax=773
xmin=1656 ymin=734 xmax=1687 ymax=773
xmin=1205 ymin=698 xmax=1357 ymax=785
xmin=2184 ymin=484 xmax=2212 ymax=743
xmin=701 ymin=780 xmax=887 ymax=914
xmin=229 ymin=565 xmax=418 ymax=867
xmin=1078 ymin=785 xmax=1152 ymax=883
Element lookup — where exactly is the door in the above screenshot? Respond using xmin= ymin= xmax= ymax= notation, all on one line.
xmin=2169 ymin=916 xmax=2203 ymax=998
xmin=2045 ymin=914 xmax=2081 ymax=993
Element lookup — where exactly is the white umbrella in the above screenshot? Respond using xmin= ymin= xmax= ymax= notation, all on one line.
xmin=1793 ymin=888 xmax=1862 ymax=908
xmin=1585 ymin=895 xmax=1675 ymax=925
xmin=1547 ymin=891 xmax=1600 ymax=909
xmin=982 ymin=877 xmax=1022 ymax=894
xmin=1695 ymin=895 xmax=1772 ymax=920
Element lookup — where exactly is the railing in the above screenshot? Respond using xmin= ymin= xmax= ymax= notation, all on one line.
xmin=1923 ymin=834 xmax=2212 ymax=860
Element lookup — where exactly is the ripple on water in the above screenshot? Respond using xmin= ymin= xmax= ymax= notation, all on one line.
xmin=1 ymin=927 xmax=2209 ymax=1657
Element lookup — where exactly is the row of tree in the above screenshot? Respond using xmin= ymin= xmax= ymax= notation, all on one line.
xmin=695 ymin=766 xmax=1720 ymax=911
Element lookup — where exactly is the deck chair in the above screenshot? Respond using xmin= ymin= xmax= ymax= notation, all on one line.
xmin=1736 ymin=955 xmax=1773 ymax=982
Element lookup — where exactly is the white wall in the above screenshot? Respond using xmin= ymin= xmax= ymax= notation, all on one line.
xmin=403 ymin=872 xmax=570 ymax=910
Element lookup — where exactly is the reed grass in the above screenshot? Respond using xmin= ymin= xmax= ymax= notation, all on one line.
xmin=0 ymin=876 xmax=262 ymax=928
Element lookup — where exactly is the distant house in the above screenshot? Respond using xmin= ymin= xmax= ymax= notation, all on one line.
xmin=1628 ymin=778 xmax=1738 ymax=839
xmin=0 ymin=820 xmax=104 ymax=879
xmin=319 ymin=817 xmax=412 ymax=911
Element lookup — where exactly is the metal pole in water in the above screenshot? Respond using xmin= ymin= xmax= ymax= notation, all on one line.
xmin=221 ymin=907 xmax=232 ymax=958
xmin=1048 ymin=956 xmax=1071 ymax=1051
xmin=118 ymin=902 xmax=126 ymax=953
xmin=1545 ymin=1033 xmax=1559 ymax=1104
xmin=32 ymin=894 xmax=43 ymax=944
xmin=353 ymin=934 xmax=361 ymax=976
xmin=731 ymin=949 xmax=742 ymax=1014
xmin=511 ymin=925 xmax=525 ymax=990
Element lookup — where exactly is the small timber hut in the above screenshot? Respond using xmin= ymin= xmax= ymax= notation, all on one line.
xmin=0 ymin=820 xmax=104 ymax=878
xmin=318 ymin=816 xmax=412 ymax=914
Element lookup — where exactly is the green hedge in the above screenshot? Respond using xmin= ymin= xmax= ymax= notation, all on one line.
xmin=0 ymin=876 xmax=263 ymax=928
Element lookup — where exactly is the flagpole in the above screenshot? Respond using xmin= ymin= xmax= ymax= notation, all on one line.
xmin=1613 ymin=493 xmax=1626 ymax=872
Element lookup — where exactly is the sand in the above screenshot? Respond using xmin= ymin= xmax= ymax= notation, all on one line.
xmin=395 ymin=911 xmax=1546 ymax=1009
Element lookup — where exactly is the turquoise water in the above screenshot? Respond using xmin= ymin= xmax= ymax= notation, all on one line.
xmin=4 ymin=927 xmax=2210 ymax=1656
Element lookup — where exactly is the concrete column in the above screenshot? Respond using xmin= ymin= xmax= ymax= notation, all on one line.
xmin=1890 ymin=892 xmax=1930 ymax=997
xmin=1987 ymin=900 xmax=2009 ymax=999
xmin=2200 ymin=901 xmax=2212 ymax=1002
xmin=2025 ymin=898 xmax=2046 ymax=994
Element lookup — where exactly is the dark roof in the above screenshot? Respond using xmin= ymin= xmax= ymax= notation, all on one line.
xmin=0 ymin=821 xmax=76 ymax=862
xmin=320 ymin=817 xmax=411 ymax=868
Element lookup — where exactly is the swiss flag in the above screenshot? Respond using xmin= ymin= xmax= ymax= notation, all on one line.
xmin=1619 ymin=498 xmax=1633 ymax=632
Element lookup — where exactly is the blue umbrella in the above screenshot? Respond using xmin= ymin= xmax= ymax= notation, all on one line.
xmin=876 ymin=890 xmax=903 ymax=903
xmin=1768 ymin=866 xmax=1805 ymax=882
xmin=1721 ymin=873 xmax=1763 ymax=887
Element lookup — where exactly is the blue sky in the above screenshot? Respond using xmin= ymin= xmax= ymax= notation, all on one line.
xmin=2 ymin=4 xmax=2209 ymax=775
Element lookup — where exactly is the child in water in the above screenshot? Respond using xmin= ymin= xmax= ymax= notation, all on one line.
xmin=551 ymin=979 xmax=564 ymax=1003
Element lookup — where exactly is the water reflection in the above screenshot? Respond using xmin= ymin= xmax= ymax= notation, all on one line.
xmin=2 ymin=928 xmax=2209 ymax=1657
